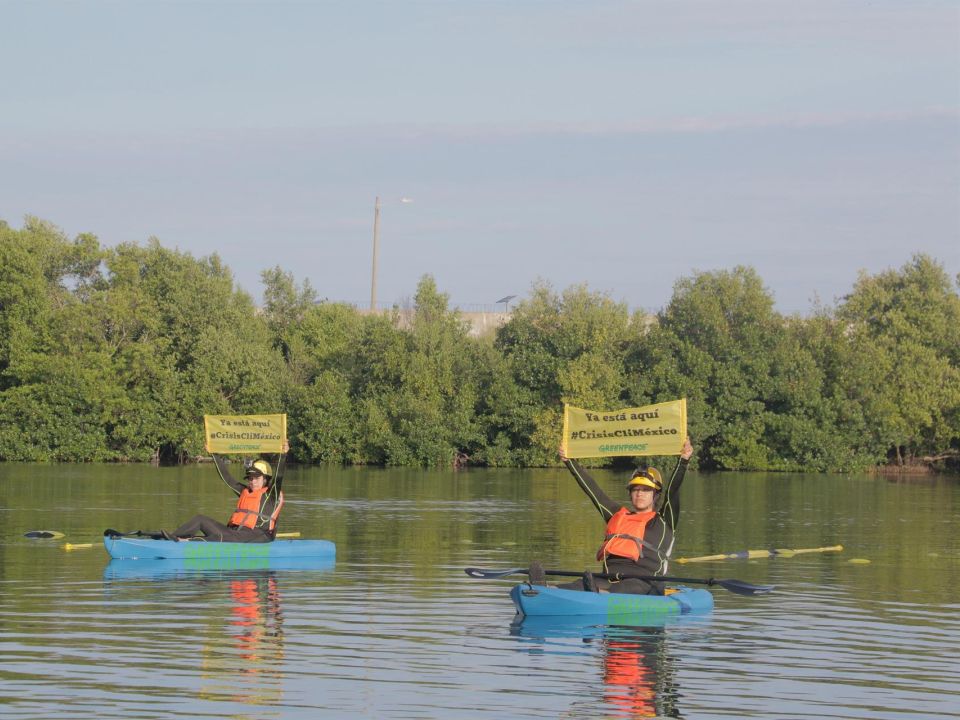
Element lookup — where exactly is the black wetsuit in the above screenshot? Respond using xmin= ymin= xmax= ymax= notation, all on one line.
xmin=563 ymin=456 xmax=688 ymax=594
xmin=172 ymin=453 xmax=286 ymax=542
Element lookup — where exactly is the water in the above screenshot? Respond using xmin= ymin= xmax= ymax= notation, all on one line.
xmin=1 ymin=463 xmax=958 ymax=718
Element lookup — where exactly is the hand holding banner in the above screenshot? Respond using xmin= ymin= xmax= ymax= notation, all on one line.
xmin=204 ymin=414 xmax=287 ymax=454
xmin=562 ymin=399 xmax=687 ymax=459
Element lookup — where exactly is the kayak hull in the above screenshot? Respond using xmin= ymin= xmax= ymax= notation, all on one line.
xmin=510 ymin=583 xmax=713 ymax=619
xmin=103 ymin=536 xmax=336 ymax=560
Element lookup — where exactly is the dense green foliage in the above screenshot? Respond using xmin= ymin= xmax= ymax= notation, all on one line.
xmin=2 ymin=218 xmax=958 ymax=471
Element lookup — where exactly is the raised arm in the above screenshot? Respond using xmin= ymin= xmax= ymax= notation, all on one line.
xmin=559 ymin=445 xmax=621 ymax=520
xmin=211 ymin=453 xmax=245 ymax=496
xmin=267 ymin=439 xmax=290 ymax=494
xmin=657 ymin=438 xmax=693 ymax=531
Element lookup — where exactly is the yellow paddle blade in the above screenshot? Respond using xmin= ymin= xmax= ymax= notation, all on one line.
xmin=275 ymin=531 xmax=301 ymax=538
xmin=64 ymin=543 xmax=93 ymax=550
xmin=676 ymin=553 xmax=730 ymax=564
xmin=773 ymin=545 xmax=843 ymax=558
xmin=677 ymin=544 xmax=844 ymax=564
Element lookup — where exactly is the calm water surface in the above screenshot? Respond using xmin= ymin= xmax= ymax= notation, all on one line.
xmin=1 ymin=464 xmax=958 ymax=719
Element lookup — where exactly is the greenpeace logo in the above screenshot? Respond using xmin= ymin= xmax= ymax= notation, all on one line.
xmin=599 ymin=443 xmax=648 ymax=453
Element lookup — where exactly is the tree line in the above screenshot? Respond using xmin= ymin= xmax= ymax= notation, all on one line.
xmin=2 ymin=217 xmax=958 ymax=472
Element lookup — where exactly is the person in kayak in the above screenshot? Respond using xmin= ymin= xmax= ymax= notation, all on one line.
xmin=161 ymin=440 xmax=289 ymax=543
xmin=553 ymin=438 xmax=694 ymax=594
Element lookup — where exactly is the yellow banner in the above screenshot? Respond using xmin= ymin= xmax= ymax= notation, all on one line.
xmin=562 ymin=399 xmax=687 ymax=459
xmin=204 ymin=414 xmax=287 ymax=454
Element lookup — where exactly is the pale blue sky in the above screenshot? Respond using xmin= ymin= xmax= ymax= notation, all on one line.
xmin=2 ymin=1 xmax=957 ymax=313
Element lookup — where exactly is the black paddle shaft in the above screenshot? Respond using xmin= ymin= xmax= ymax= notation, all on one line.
xmin=463 ymin=566 xmax=774 ymax=595
xmin=543 ymin=569 xmax=699 ymax=583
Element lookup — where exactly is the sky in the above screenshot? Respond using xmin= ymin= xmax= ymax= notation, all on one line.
xmin=1 ymin=0 xmax=958 ymax=315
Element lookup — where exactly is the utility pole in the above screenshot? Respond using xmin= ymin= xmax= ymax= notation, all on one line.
xmin=370 ymin=196 xmax=381 ymax=312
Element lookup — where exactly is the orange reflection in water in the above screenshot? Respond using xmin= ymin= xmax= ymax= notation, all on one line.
xmin=603 ymin=636 xmax=658 ymax=717
xmin=229 ymin=575 xmax=284 ymax=674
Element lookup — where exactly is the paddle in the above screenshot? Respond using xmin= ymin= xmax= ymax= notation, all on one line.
xmin=464 ymin=567 xmax=774 ymax=596
xmin=677 ymin=544 xmax=843 ymax=564
xmin=24 ymin=530 xmax=65 ymax=539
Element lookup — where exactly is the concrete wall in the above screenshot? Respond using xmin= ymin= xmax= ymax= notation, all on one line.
xmin=459 ymin=311 xmax=512 ymax=337
xmin=355 ymin=307 xmax=655 ymax=337
xmin=356 ymin=308 xmax=511 ymax=337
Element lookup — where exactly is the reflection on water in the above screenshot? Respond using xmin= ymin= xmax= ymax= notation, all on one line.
xmin=210 ymin=574 xmax=285 ymax=707
xmin=512 ymin=615 xmax=710 ymax=718
xmin=103 ymin=562 xmax=328 ymax=715
xmin=1 ymin=465 xmax=958 ymax=719
xmin=104 ymin=556 xmax=337 ymax=580
xmin=601 ymin=628 xmax=675 ymax=719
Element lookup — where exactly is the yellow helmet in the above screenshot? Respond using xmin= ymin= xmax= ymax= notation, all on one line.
xmin=246 ymin=459 xmax=273 ymax=479
xmin=626 ymin=467 xmax=662 ymax=491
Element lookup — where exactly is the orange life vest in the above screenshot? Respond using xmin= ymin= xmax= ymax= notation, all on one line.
xmin=597 ymin=507 xmax=658 ymax=561
xmin=228 ymin=486 xmax=283 ymax=532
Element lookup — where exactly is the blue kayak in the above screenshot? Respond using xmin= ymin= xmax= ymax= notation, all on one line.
xmin=103 ymin=535 xmax=336 ymax=560
xmin=510 ymin=583 xmax=713 ymax=619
